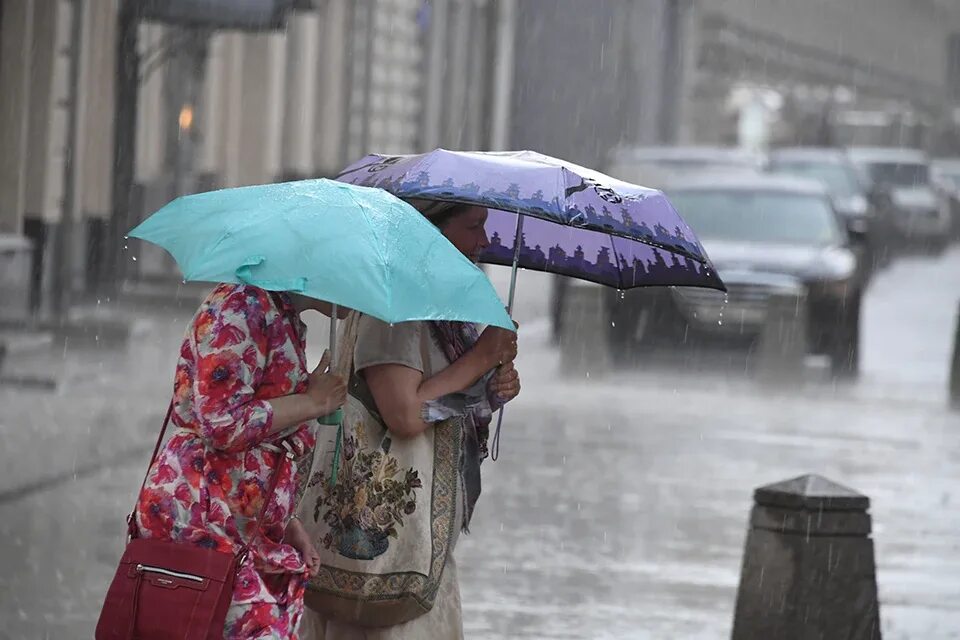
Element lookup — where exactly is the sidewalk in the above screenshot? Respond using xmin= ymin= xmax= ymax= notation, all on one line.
xmin=0 ymin=301 xmax=188 ymax=499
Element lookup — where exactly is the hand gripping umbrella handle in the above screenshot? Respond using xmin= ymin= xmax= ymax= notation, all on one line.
xmin=317 ymin=408 xmax=343 ymax=425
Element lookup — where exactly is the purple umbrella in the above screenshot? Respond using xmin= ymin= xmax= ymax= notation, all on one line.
xmin=337 ymin=149 xmax=725 ymax=455
xmin=337 ymin=149 xmax=725 ymax=298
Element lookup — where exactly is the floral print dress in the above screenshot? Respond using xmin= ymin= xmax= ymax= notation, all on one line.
xmin=135 ymin=284 xmax=317 ymax=639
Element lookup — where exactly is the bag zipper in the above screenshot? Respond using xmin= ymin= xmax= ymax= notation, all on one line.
xmin=136 ymin=563 xmax=204 ymax=583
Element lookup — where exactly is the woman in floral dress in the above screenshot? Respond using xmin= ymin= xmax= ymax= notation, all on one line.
xmin=135 ymin=283 xmax=348 ymax=638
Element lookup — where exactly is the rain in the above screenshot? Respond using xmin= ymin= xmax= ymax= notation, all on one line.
xmin=2 ymin=0 xmax=960 ymax=638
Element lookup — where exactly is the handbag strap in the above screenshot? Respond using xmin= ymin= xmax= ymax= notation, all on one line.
xmin=127 ymin=401 xmax=291 ymax=558
xmin=126 ymin=403 xmax=176 ymax=538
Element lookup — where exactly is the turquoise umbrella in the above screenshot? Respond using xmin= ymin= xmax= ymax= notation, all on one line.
xmin=129 ymin=178 xmax=514 ymax=333
xmin=131 ymin=179 xmax=513 ymax=481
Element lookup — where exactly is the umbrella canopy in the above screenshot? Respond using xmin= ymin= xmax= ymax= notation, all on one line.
xmin=129 ymin=178 xmax=515 ymax=330
xmin=336 ymin=149 xmax=725 ymax=291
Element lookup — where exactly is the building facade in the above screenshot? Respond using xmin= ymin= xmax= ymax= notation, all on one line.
xmin=0 ymin=0 xmax=516 ymax=315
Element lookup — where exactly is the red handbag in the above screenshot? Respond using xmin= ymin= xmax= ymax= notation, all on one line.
xmin=95 ymin=404 xmax=290 ymax=639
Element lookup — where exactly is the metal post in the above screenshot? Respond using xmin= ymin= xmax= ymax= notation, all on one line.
xmin=950 ymin=300 xmax=960 ymax=410
xmin=421 ymin=0 xmax=448 ymax=151
xmin=329 ymin=304 xmax=338 ymax=368
xmin=169 ymin=29 xmax=208 ymax=200
xmin=104 ymin=0 xmax=139 ymax=297
xmin=505 ymin=213 xmax=524 ymax=314
xmin=53 ymin=0 xmax=85 ymax=321
xmin=360 ymin=0 xmax=376 ymax=155
xmin=490 ymin=212 xmax=524 ymax=460
xmin=488 ymin=0 xmax=516 ymax=151
xmin=657 ymin=0 xmax=682 ymax=144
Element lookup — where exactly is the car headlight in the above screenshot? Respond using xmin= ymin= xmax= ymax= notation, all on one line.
xmin=843 ymin=195 xmax=869 ymax=216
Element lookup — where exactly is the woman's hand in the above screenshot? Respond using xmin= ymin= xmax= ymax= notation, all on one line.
xmin=474 ymin=325 xmax=518 ymax=370
xmin=306 ymin=350 xmax=347 ymax=417
xmin=490 ymin=361 xmax=521 ymax=403
xmin=284 ymin=517 xmax=321 ymax=577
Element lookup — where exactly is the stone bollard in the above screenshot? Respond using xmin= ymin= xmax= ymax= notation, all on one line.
xmin=558 ymin=282 xmax=610 ymax=377
xmin=731 ymin=475 xmax=881 ymax=640
xmin=950 ymin=300 xmax=960 ymax=411
xmin=754 ymin=290 xmax=807 ymax=384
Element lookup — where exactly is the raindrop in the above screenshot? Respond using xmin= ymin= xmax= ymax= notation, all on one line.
xmin=610 ymin=321 xmax=616 ymax=327
xmin=132 ymin=256 xmax=138 ymax=261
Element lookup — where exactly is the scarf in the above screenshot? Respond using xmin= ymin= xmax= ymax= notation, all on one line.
xmin=425 ymin=321 xmax=503 ymax=530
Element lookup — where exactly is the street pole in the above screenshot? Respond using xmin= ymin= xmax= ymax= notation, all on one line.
xmin=104 ymin=0 xmax=139 ymax=298
xmin=53 ymin=0 xmax=85 ymax=321
xmin=950 ymin=300 xmax=960 ymax=411
xmin=488 ymin=0 xmax=516 ymax=151
xmin=657 ymin=0 xmax=683 ymax=144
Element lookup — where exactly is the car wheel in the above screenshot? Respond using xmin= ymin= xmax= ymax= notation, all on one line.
xmin=830 ymin=297 xmax=861 ymax=379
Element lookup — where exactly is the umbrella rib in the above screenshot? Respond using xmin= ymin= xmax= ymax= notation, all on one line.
xmin=608 ymin=235 xmax=625 ymax=291
xmin=343 ymin=188 xmax=392 ymax=316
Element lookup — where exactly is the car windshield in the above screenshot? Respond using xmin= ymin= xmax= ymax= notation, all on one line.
xmin=668 ymin=189 xmax=842 ymax=246
xmin=769 ymin=160 xmax=860 ymax=198
xmin=865 ymin=161 xmax=930 ymax=187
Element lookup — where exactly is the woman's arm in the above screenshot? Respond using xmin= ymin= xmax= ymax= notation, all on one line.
xmin=193 ymin=289 xmax=346 ymax=451
xmin=266 ymin=350 xmax=346 ymax=435
xmin=364 ymin=326 xmax=515 ymax=439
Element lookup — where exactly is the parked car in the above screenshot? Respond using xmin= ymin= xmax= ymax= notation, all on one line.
xmin=932 ymin=158 xmax=960 ymax=240
xmin=605 ymin=145 xmax=763 ymax=184
xmin=552 ymin=174 xmax=866 ymax=377
xmin=551 ymin=146 xmax=763 ymax=343
xmin=767 ymin=147 xmax=896 ymax=271
xmin=847 ymin=147 xmax=951 ymax=254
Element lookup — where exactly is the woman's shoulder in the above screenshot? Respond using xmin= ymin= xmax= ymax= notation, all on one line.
xmin=192 ymin=285 xmax=275 ymax=343
xmin=354 ymin=316 xmax=428 ymax=372
xmin=204 ymin=283 xmax=272 ymax=316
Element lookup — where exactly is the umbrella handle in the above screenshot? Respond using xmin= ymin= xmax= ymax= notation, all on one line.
xmin=317 ymin=408 xmax=344 ymax=425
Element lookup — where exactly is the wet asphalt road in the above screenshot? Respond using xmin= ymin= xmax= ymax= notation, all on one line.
xmin=1 ymin=249 xmax=958 ymax=639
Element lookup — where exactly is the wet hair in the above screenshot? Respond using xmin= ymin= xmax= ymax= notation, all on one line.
xmin=405 ymin=199 xmax=473 ymax=229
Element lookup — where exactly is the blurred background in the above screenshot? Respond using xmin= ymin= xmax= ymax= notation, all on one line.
xmin=2 ymin=1 xmax=960 ymax=638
